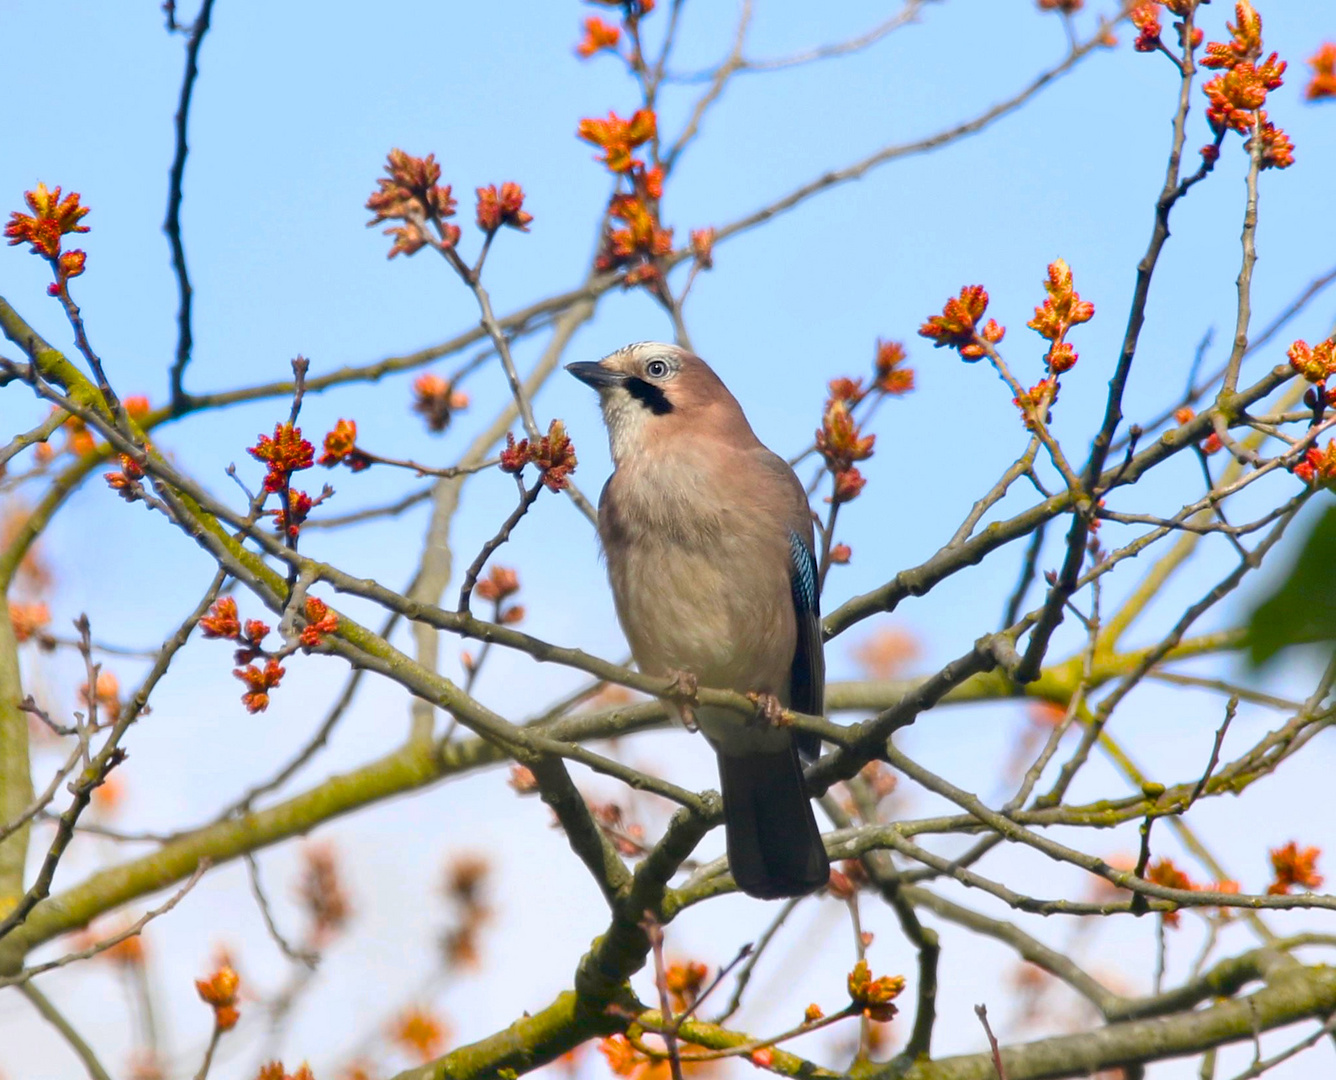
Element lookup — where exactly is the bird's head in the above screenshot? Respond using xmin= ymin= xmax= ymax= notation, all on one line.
xmin=567 ymin=342 xmax=751 ymax=463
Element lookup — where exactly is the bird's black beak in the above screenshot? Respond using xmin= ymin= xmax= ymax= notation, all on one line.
xmin=566 ymin=362 xmax=625 ymax=390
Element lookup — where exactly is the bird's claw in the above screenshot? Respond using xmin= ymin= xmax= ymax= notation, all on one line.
xmin=665 ymin=669 xmax=699 ymax=732
xmin=746 ymin=691 xmax=790 ymax=729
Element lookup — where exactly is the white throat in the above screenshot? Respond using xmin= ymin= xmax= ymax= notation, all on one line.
xmin=600 ymin=387 xmax=653 ymax=464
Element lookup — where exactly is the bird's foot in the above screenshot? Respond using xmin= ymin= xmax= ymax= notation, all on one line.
xmin=664 ymin=669 xmax=699 ymax=732
xmin=746 ymin=691 xmax=791 ymax=729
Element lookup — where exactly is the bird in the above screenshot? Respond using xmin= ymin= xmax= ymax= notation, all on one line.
xmin=567 ymin=342 xmax=830 ymax=899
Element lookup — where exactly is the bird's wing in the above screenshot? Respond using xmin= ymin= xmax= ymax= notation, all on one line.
xmin=787 ymin=527 xmax=825 ymax=761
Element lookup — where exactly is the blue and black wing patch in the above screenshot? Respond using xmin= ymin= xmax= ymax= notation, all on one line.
xmin=787 ymin=529 xmax=825 ymax=761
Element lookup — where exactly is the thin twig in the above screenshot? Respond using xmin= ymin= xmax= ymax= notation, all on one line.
xmin=165 ymin=0 xmax=217 ymax=409
xmin=0 ymin=408 xmax=66 ymax=470
xmin=30 ymin=633 xmax=162 ymax=659
xmin=713 ymin=899 xmax=800 ymax=1023
xmin=245 ymin=852 xmax=319 ymax=968
xmin=191 ymin=1024 xmax=225 ymax=1080
xmin=643 ymin=912 xmax=685 ymax=1080
xmin=302 ymin=483 xmax=434 ymax=529
xmin=1220 ymin=1013 xmax=1336 ymax=1080
xmin=1190 ymin=697 xmax=1238 ymax=808
xmin=343 ymin=449 xmax=500 ymax=481
xmin=426 ymin=225 xmax=599 ymax=526
xmin=1130 ymin=814 xmax=1157 ymax=916
xmin=904 ymin=885 xmax=1123 ymax=1018
xmin=663 ymin=0 xmax=754 ymax=171
xmin=277 ymin=356 xmax=310 ymax=586
xmin=1220 ymin=119 xmax=1264 ymax=399
xmin=456 ymin=477 xmax=543 ymax=612
xmin=667 ymin=0 xmax=932 ymax=82
xmin=0 ymin=740 xmax=83 ymax=846
xmin=974 ymin=1003 xmax=1007 ymax=1080
xmin=1001 ymin=519 xmax=1047 ymax=631
xmin=1149 ymin=671 xmax=1296 ymax=711
xmin=673 ymin=943 xmax=751 ymax=1029
xmin=0 ymin=859 xmax=210 ymax=989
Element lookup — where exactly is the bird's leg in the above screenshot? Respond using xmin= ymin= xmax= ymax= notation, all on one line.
xmin=746 ymin=691 xmax=791 ymax=730
xmin=664 ymin=669 xmax=700 ymax=732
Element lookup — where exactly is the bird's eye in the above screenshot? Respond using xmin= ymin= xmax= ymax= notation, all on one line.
xmin=645 ymin=358 xmax=670 ymax=379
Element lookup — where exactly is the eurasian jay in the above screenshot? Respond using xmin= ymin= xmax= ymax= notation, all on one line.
xmin=568 ymin=342 xmax=830 ymax=899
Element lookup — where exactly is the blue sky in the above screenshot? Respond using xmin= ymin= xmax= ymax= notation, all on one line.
xmin=3 ymin=2 xmax=1336 ymax=1078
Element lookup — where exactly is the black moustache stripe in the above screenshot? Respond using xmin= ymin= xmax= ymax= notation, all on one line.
xmin=625 ymin=377 xmax=673 ymax=415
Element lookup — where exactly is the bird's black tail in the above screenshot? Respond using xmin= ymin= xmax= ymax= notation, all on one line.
xmin=717 ymin=740 xmax=830 ymax=899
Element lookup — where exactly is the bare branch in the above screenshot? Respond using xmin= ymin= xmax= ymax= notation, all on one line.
xmin=974 ymin=1003 xmax=1008 ymax=1080
xmin=245 ymin=852 xmax=318 ymax=968
xmin=164 ymin=0 xmax=216 ymax=408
